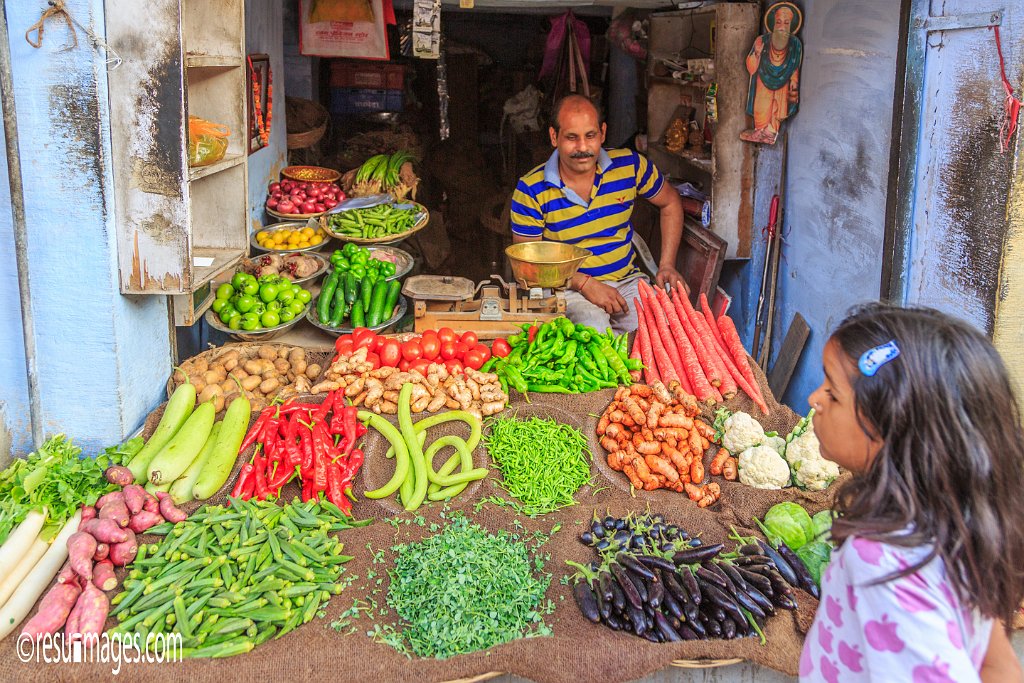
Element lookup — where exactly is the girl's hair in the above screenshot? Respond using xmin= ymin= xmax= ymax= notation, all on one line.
xmin=829 ymin=302 xmax=1024 ymax=626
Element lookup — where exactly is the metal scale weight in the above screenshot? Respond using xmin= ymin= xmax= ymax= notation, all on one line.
xmin=401 ymin=242 xmax=590 ymax=339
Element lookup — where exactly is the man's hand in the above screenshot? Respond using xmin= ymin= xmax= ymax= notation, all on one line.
xmin=581 ymin=279 xmax=627 ymax=315
xmin=656 ymin=265 xmax=688 ymax=293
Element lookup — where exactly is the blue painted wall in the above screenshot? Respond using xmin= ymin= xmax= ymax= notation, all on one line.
xmin=246 ymin=0 xmax=289 ymax=230
xmin=0 ymin=0 xmax=172 ymax=457
xmin=722 ymin=0 xmax=901 ymax=413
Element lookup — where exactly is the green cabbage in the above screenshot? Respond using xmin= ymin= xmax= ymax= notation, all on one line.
xmin=796 ymin=541 xmax=833 ymax=586
xmin=760 ymin=502 xmax=814 ymax=550
xmin=812 ymin=509 xmax=835 ymax=543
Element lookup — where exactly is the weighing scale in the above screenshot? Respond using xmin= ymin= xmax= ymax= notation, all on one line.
xmin=401 ymin=242 xmax=590 ymax=339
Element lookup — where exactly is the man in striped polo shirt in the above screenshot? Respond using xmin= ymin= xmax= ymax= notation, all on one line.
xmin=510 ymin=94 xmax=685 ymax=334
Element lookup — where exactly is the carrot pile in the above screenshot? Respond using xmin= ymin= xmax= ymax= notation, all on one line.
xmin=597 ymin=382 xmax=733 ymax=508
xmin=631 ymin=282 xmax=768 ymax=413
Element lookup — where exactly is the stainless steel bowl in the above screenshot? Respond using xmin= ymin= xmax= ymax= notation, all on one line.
xmin=236 ymin=251 xmax=329 ymax=287
xmin=327 ymin=245 xmax=414 ymax=282
xmin=305 ymin=295 xmax=408 ymax=338
xmin=204 ymin=305 xmax=308 ymax=342
xmin=250 ymin=221 xmax=331 ymax=253
xmin=505 ymin=242 xmax=590 ymax=289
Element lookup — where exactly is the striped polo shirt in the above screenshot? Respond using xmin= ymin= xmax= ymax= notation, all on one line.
xmin=510 ymin=147 xmax=665 ymax=281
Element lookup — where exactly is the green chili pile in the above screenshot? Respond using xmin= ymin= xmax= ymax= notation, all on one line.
xmin=482 ymin=316 xmax=641 ymax=394
xmin=112 ymin=498 xmax=367 ymax=658
xmin=483 ymin=415 xmax=592 ymax=515
xmin=383 ymin=514 xmax=552 ymax=658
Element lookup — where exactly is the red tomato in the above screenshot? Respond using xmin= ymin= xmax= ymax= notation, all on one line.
xmin=365 ymin=352 xmax=381 ymax=371
xmin=420 ymin=335 xmax=441 ymax=360
xmin=410 ymin=359 xmax=431 ymax=376
xmin=369 ymin=335 xmax=386 ymax=353
xmin=473 ymin=342 xmax=490 ymax=357
xmin=460 ymin=331 xmax=479 ymax=347
xmin=491 ymin=338 xmax=512 ymax=358
xmin=440 ymin=341 xmax=458 ymax=361
xmin=463 ymin=349 xmax=486 ymax=371
xmin=351 ymin=327 xmax=373 ymax=344
xmin=444 ymin=359 xmax=464 ymax=374
xmin=334 ymin=336 xmax=354 ymax=356
xmin=421 ymin=329 xmax=439 ymax=340
xmin=453 ymin=342 xmax=469 ymax=359
xmin=379 ymin=339 xmax=402 ymax=367
xmin=353 ymin=333 xmax=376 ymax=351
xmin=437 ymin=327 xmax=457 ymax=344
xmin=401 ymin=340 xmax=423 ymax=362
xmin=399 ymin=358 xmax=412 ymax=372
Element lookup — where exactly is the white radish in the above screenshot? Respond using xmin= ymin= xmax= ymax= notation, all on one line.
xmin=0 ymin=532 xmax=49 ymax=609
xmin=0 ymin=511 xmax=81 ymax=642
xmin=0 ymin=510 xmax=47 ymax=585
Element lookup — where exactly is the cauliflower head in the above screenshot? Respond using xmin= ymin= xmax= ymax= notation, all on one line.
xmin=722 ymin=412 xmax=766 ymax=454
xmin=738 ymin=445 xmax=791 ymax=489
xmin=765 ymin=435 xmax=787 ymax=457
xmin=793 ymin=456 xmax=840 ymax=491
xmin=785 ymin=428 xmax=820 ymax=468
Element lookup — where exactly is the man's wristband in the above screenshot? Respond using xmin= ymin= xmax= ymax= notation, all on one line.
xmin=578 ymin=274 xmax=591 ymax=292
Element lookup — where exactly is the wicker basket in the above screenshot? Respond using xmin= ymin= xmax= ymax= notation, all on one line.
xmin=286 ymin=97 xmax=329 ymax=150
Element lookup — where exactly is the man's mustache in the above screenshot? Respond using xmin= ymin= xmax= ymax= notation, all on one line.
xmin=570 ymin=151 xmax=595 ymax=159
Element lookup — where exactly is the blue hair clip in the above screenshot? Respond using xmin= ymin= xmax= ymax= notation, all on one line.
xmin=858 ymin=340 xmax=900 ymax=377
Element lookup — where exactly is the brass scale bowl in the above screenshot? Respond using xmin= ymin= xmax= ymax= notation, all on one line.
xmin=504 ymin=242 xmax=590 ymax=290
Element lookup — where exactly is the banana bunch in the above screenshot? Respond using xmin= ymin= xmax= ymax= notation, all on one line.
xmin=352 ymin=151 xmax=416 ymax=198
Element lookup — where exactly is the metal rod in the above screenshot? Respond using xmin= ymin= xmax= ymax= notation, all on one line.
xmin=0 ymin=0 xmax=44 ymax=451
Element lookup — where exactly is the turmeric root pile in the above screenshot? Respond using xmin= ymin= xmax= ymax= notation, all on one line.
xmin=311 ymin=347 xmax=508 ymax=419
xmin=596 ymin=381 xmax=736 ymax=508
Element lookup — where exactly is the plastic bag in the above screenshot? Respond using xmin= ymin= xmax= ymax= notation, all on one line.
xmin=187 ymin=116 xmax=230 ymax=168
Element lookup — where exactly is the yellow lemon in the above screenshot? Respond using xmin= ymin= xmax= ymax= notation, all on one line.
xmin=310 ymin=235 xmax=323 ymax=246
xmin=301 ymin=227 xmax=314 ymax=238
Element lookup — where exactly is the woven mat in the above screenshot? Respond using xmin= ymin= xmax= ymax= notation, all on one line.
xmin=0 ymin=359 xmax=835 ymax=682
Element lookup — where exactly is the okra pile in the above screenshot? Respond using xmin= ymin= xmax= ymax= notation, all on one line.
xmin=569 ymin=512 xmax=800 ymax=643
xmin=111 ymin=498 xmax=367 ymax=658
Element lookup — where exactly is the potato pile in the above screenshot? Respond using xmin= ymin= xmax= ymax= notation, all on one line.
xmin=173 ymin=345 xmax=323 ymax=413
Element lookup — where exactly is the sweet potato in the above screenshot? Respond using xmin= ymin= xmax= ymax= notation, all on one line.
xmin=92 ymin=560 xmax=118 ymax=592
xmin=57 ymin=562 xmax=77 ymax=585
xmin=128 ymin=510 xmax=163 ymax=534
xmin=67 ymin=532 xmax=96 ymax=581
xmin=103 ymin=466 xmax=134 ymax=487
xmin=156 ymin=492 xmax=187 ymax=523
xmin=92 ymin=543 xmax=109 ymax=562
xmin=98 ymin=498 xmax=130 ymax=528
xmin=21 ymin=582 xmax=82 ymax=638
xmin=95 ymin=491 xmax=125 ymax=510
xmin=68 ymin=583 xmax=108 ymax=640
xmin=109 ymin=530 xmax=138 ymax=567
xmin=122 ymin=484 xmax=147 ymax=515
xmin=78 ymin=518 xmax=130 ymax=545
xmin=80 ymin=505 xmax=96 ymax=522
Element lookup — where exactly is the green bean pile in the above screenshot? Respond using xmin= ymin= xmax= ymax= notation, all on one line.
xmin=483 ymin=416 xmax=592 ymax=515
xmin=111 ymin=498 xmax=367 ymax=658
xmin=384 ymin=514 xmax=552 ymax=658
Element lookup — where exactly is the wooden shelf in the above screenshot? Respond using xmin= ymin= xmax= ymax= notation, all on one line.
xmin=188 ymin=153 xmax=245 ymax=182
xmin=186 ymin=54 xmax=243 ymax=68
xmin=191 ymin=247 xmax=246 ymax=289
xmin=649 ymin=142 xmax=713 ymax=174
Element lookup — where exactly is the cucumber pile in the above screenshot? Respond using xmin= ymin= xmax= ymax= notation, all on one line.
xmin=316 ymin=267 xmax=402 ymax=329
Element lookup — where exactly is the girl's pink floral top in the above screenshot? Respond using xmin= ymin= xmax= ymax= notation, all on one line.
xmin=800 ymin=535 xmax=992 ymax=682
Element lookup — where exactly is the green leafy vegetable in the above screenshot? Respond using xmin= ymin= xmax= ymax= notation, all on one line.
xmin=758 ymin=501 xmax=815 ymax=551
xmin=795 ymin=540 xmax=833 ymax=585
xmin=0 ymin=435 xmax=141 ymax=543
xmin=382 ymin=514 xmax=553 ymax=658
xmin=811 ymin=509 xmax=835 ymax=543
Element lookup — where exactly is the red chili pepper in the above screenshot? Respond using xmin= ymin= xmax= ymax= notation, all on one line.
xmin=269 ymin=461 xmax=295 ymax=490
xmin=341 ymin=406 xmax=359 ymax=457
xmin=299 ymin=423 xmax=315 ymax=477
xmin=312 ymin=423 xmax=331 ymax=492
xmin=231 ymin=463 xmax=256 ymax=499
xmin=301 ymin=479 xmax=314 ymax=503
xmin=355 ymin=422 xmax=367 ymax=438
xmin=253 ymin=455 xmax=270 ymax=500
xmin=239 ymin=407 xmax=274 ymax=452
xmin=326 ymin=462 xmax=351 ymax=514
xmin=312 ymin=390 xmax=335 ymax=423
xmin=263 ymin=418 xmax=281 ymax=461
xmin=276 ymin=403 xmax=319 ymax=415
xmin=341 ymin=448 xmax=364 ymax=488
xmin=284 ymin=414 xmax=302 ymax=468
xmin=329 ymin=400 xmax=346 ymax=434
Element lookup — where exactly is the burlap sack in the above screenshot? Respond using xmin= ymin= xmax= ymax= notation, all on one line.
xmin=0 ymin=358 xmax=833 ymax=682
